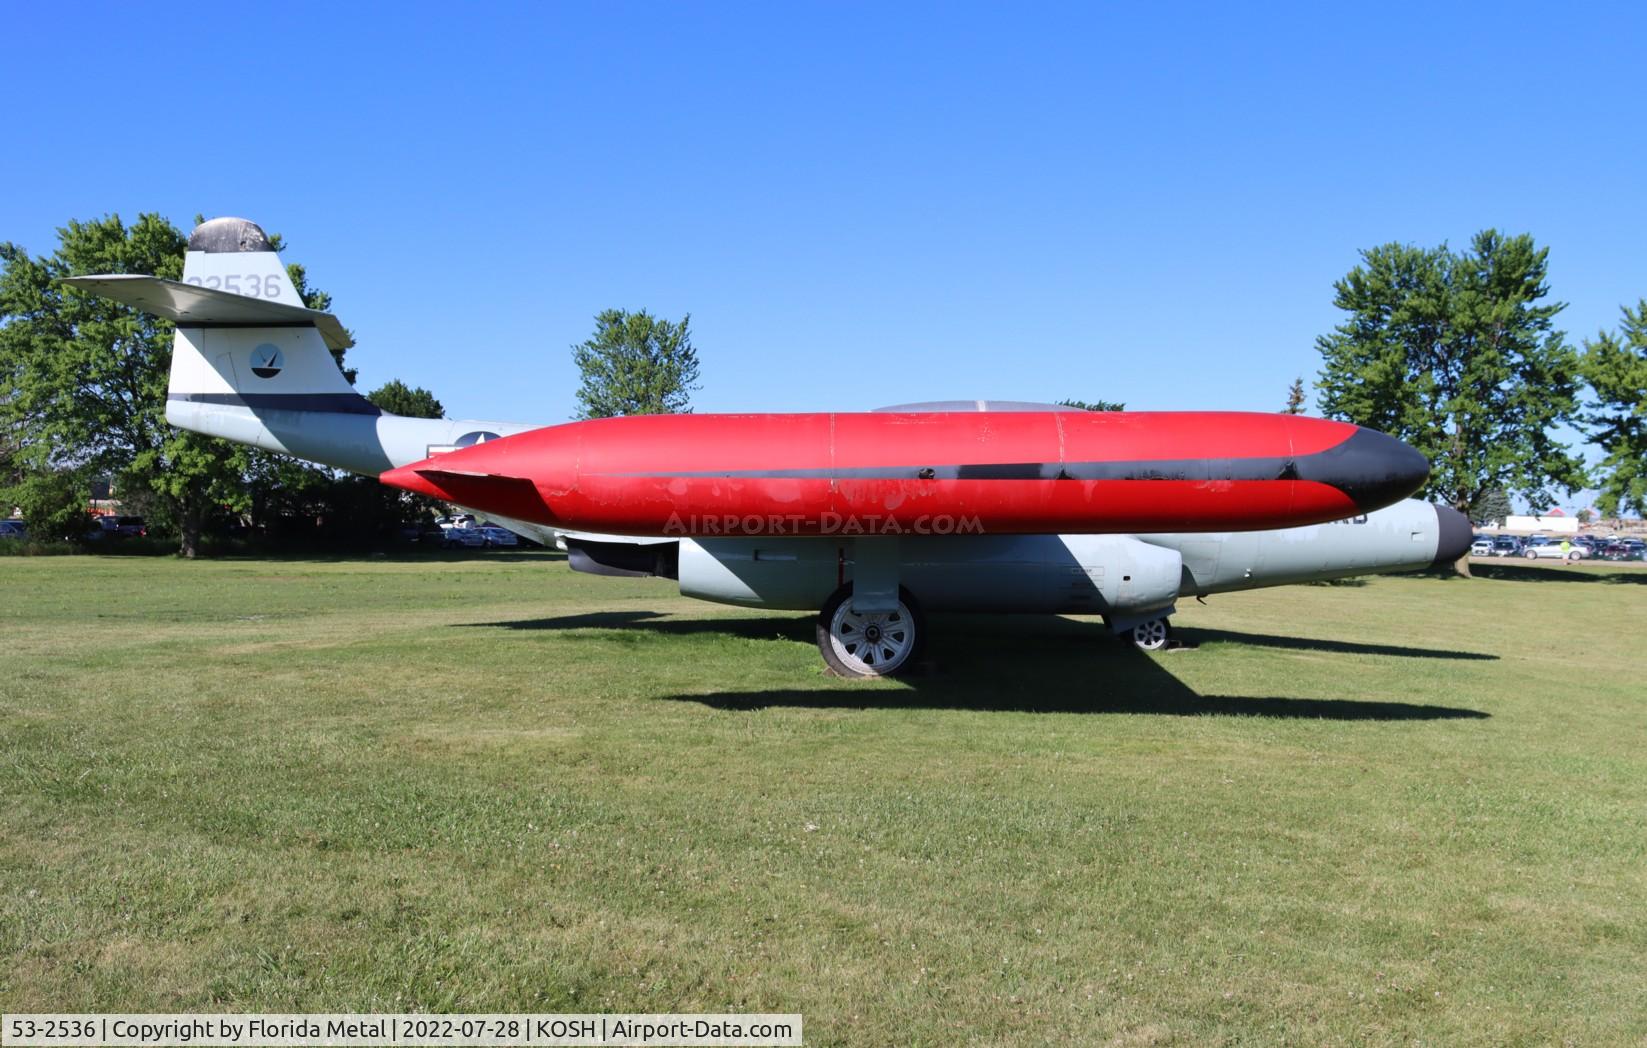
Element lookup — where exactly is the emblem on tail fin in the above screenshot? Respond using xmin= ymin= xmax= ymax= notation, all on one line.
xmin=250 ymin=344 xmax=285 ymax=379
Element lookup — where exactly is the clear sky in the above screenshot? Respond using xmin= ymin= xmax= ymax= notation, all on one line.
xmin=5 ymin=2 xmax=1645 ymax=485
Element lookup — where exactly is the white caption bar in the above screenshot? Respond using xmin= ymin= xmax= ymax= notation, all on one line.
xmin=0 ymin=1015 xmax=803 ymax=1047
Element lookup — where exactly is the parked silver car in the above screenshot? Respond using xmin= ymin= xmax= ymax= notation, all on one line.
xmin=1524 ymin=542 xmax=1584 ymax=562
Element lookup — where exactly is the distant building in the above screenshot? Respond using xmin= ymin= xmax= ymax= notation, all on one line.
xmin=1502 ymin=513 xmax=1579 ymax=536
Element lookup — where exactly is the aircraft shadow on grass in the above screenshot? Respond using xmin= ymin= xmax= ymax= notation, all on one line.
xmin=467 ymin=611 xmax=1492 ymax=721
xmin=218 ymin=550 xmax=567 ymax=565
xmin=1462 ymin=561 xmax=1647 ymax=586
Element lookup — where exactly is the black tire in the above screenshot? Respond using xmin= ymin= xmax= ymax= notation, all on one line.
xmin=815 ymin=584 xmax=925 ymax=678
xmin=1127 ymin=617 xmax=1172 ymax=652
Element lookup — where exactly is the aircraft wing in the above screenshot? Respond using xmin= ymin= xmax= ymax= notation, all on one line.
xmin=555 ymin=530 xmax=677 ymax=546
xmin=62 ymin=274 xmax=354 ymax=351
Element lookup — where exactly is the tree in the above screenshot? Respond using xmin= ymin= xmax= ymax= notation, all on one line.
xmin=1058 ymin=398 xmax=1125 ymax=412
xmin=1577 ymin=508 xmax=1592 ymax=525
xmin=0 ymin=214 xmax=350 ymax=557
xmin=1579 ymin=301 xmax=1647 ymax=517
xmin=368 ymin=379 xmax=445 ymax=418
xmin=1471 ymin=487 xmax=1513 ymax=526
xmin=7 ymin=468 xmax=92 ymax=541
xmin=572 ymin=309 xmax=700 ymax=419
xmin=1283 ymin=376 xmax=1307 ymax=414
xmin=1315 ymin=230 xmax=1587 ymax=518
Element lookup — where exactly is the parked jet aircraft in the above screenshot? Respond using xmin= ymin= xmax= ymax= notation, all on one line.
xmin=66 ymin=217 xmax=1463 ymax=677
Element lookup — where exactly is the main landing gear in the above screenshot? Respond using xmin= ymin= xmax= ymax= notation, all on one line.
xmin=1125 ymin=616 xmax=1173 ymax=652
xmin=1103 ymin=612 xmax=1174 ymax=652
xmin=816 ymin=584 xmax=926 ymax=677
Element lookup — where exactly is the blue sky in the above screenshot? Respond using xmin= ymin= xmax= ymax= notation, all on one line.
xmin=5 ymin=2 xmax=1644 ymax=499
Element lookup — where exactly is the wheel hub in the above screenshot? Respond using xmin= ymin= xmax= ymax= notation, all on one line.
xmin=829 ymin=601 xmax=915 ymax=675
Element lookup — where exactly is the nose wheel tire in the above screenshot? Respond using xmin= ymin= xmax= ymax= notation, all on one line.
xmin=817 ymin=585 xmax=925 ymax=678
xmin=1127 ymin=617 xmax=1172 ymax=652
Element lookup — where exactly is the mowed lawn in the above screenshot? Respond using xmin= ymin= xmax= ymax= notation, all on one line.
xmin=2 ymin=552 xmax=1644 ymax=1045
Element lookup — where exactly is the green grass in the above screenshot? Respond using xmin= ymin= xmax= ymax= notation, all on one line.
xmin=2 ymin=552 xmax=1644 ymax=1045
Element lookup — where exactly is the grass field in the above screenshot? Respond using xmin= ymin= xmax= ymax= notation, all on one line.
xmin=2 ymin=551 xmax=1644 ymax=1045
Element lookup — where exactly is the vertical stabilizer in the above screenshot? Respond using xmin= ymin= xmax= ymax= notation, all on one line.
xmin=168 ymin=217 xmax=365 ymax=416
xmin=182 ymin=217 xmax=305 ymax=303
xmin=65 ymin=216 xmax=535 ymax=476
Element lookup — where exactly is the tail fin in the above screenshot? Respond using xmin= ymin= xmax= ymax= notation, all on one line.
xmin=182 ymin=217 xmax=303 ymax=301
xmin=64 ymin=216 xmax=532 ymax=476
xmin=170 ymin=217 xmax=372 ymax=418
xmin=65 ymin=217 xmax=371 ymax=427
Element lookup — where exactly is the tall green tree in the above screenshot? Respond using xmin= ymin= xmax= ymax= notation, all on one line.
xmin=0 ymin=214 xmax=348 ymax=556
xmin=1058 ymin=398 xmax=1125 ymax=412
xmin=1579 ymin=301 xmax=1647 ymax=517
xmin=1282 ymin=377 xmax=1307 ymax=414
xmin=1315 ymin=230 xmax=1587 ymax=516
xmin=572 ymin=309 xmax=700 ymax=419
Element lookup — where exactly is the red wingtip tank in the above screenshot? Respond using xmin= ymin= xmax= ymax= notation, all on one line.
xmin=381 ymin=409 xmax=1429 ymax=537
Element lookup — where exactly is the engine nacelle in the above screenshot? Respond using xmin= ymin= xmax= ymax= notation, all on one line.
xmin=678 ymin=534 xmax=1182 ymax=618
xmin=570 ymin=500 xmax=1461 ymax=625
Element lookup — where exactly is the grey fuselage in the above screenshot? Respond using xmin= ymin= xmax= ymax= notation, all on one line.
xmin=646 ymin=498 xmax=1453 ymax=625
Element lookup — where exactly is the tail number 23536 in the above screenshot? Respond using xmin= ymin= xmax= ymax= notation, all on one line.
xmin=185 ymin=274 xmax=282 ymax=298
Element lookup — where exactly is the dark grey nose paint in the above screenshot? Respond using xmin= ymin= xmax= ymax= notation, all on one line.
xmin=1431 ymin=504 xmax=1474 ymax=567
xmin=1295 ymin=427 xmax=1431 ymax=512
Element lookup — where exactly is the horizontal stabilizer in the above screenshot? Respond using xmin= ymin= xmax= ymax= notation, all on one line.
xmin=62 ymin=274 xmax=353 ymax=350
xmin=415 ymin=468 xmax=536 ymax=486
xmin=379 ymin=464 xmax=556 ymax=526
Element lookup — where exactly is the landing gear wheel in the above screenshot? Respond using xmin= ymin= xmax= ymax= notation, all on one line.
xmin=817 ymin=585 xmax=925 ymax=678
xmin=1127 ymin=617 xmax=1172 ymax=652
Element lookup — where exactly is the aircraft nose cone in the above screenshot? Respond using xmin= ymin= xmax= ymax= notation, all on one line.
xmin=1297 ymin=427 xmax=1431 ymax=513
xmin=1431 ymin=504 xmax=1474 ymax=567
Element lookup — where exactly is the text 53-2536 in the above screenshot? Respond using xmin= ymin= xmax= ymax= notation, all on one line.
xmin=5 ymin=1017 xmax=98 ymax=1040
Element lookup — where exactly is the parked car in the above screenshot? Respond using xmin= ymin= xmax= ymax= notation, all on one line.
xmin=88 ymin=515 xmax=147 ymax=539
xmin=1596 ymin=542 xmax=1642 ymax=561
xmin=1491 ymin=536 xmax=1522 ymax=556
xmin=1524 ymin=542 xmax=1585 ymax=562
xmin=1469 ymin=538 xmax=1495 ymax=557
xmin=440 ymin=525 xmax=487 ymax=549
xmin=478 ymin=526 xmax=519 ymax=548
xmin=0 ymin=520 xmax=26 ymax=540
